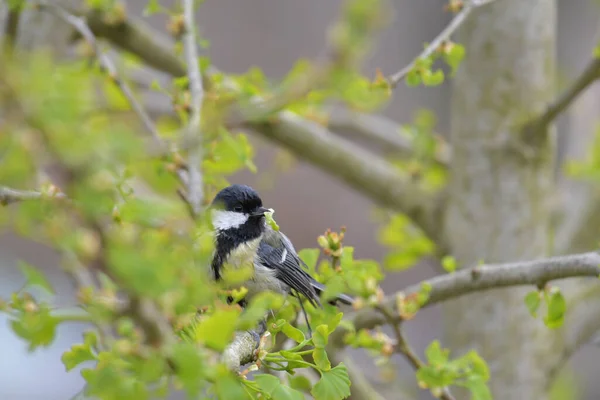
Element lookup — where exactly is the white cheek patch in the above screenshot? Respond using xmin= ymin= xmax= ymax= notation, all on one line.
xmin=212 ymin=210 xmax=248 ymax=230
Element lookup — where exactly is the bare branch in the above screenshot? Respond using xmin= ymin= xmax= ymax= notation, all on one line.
xmin=245 ymin=111 xmax=445 ymax=246
xmin=222 ymin=331 xmax=262 ymax=371
xmin=387 ymin=0 xmax=496 ymax=88
xmin=332 ymin=251 xmax=600 ymax=345
xmin=0 ymin=186 xmax=67 ymax=205
xmin=523 ymin=53 xmax=600 ymax=135
xmin=181 ymin=0 xmax=204 ymax=216
xmin=326 ymin=106 xmax=451 ymax=166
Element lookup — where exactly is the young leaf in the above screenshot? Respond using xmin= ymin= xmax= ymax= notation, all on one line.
xmin=255 ymin=374 xmax=304 ymax=400
xmin=194 ymin=308 xmax=240 ymax=350
xmin=281 ymin=322 xmax=306 ymax=343
xmin=289 ymin=375 xmax=312 ymax=393
xmin=524 ymin=290 xmax=541 ymax=317
xmin=424 ymin=340 xmax=449 ymax=365
xmin=312 ymin=325 xmax=329 ymax=349
xmin=441 ymin=256 xmax=457 ymax=273
xmin=254 ymin=374 xmax=280 ymax=394
xmin=312 ymin=363 xmax=351 ymax=400
xmin=18 ymin=261 xmax=54 ymax=294
xmin=464 ymin=377 xmax=493 ymax=400
xmin=314 ymin=348 xmax=331 ymax=371
xmin=544 ymin=288 xmax=566 ymax=329
xmin=62 ymin=343 xmax=97 ymax=371
xmin=171 ymin=342 xmax=205 ymax=396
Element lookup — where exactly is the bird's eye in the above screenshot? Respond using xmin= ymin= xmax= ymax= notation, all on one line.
xmin=233 ymin=205 xmax=243 ymax=212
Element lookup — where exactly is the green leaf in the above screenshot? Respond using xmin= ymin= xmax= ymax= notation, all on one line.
xmin=424 ymin=340 xmax=449 ymax=365
xmin=62 ymin=342 xmax=97 ymax=371
xmin=18 ymin=261 xmax=54 ymax=294
xmin=143 ymin=0 xmax=162 ymax=15
xmin=281 ymin=322 xmax=305 ymax=343
xmin=254 ymin=374 xmax=280 ymax=394
xmin=464 ymin=377 xmax=493 ymax=400
xmin=289 ymin=375 xmax=312 ymax=393
xmin=298 ymin=249 xmax=320 ymax=272
xmin=264 ymin=209 xmax=280 ymax=231
xmin=441 ymin=256 xmax=457 ymax=273
xmin=444 ymin=43 xmax=466 ymax=75
xmin=340 ymin=247 xmax=354 ymax=269
xmin=467 ymin=351 xmax=490 ymax=381
xmin=194 ymin=308 xmax=240 ymax=350
xmin=312 ymin=324 xmax=329 ymax=348
xmin=214 ymin=371 xmax=250 ymax=399
xmin=422 ymin=69 xmax=445 ymax=86
xmin=544 ymin=288 xmax=566 ymax=329
xmin=327 ymin=312 xmax=344 ymax=334
xmin=312 ymin=363 xmax=351 ymax=400
xmin=255 ymin=374 xmax=305 ymax=400
xmin=313 ymin=348 xmax=331 ymax=371
xmin=405 ymin=70 xmax=421 ymax=87
xmin=272 ymin=385 xmax=306 ymax=400
xmin=10 ymin=310 xmax=59 ymax=351
xmin=524 ymin=290 xmax=541 ymax=317
xmin=171 ymin=342 xmax=205 ymax=396
xmin=280 ymin=350 xmax=308 ymax=370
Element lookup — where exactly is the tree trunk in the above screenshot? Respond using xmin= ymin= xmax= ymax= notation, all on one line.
xmin=442 ymin=1 xmax=560 ymax=398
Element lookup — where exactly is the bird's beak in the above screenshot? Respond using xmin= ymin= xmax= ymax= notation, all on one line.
xmin=251 ymin=207 xmax=270 ymax=217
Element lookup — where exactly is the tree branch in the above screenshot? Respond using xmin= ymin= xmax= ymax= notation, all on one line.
xmin=37 ymin=1 xmax=163 ymax=148
xmin=525 ymin=53 xmax=600 ymax=134
xmin=75 ymin=8 xmax=447 ymax=247
xmin=326 ymin=106 xmax=451 ymax=166
xmin=386 ymin=0 xmax=496 ymax=88
xmin=245 ymin=112 xmax=445 ymax=246
xmin=0 ymin=186 xmax=67 ymax=205
xmin=181 ymin=0 xmax=204 ymax=216
xmin=332 ymin=251 xmax=600 ymax=345
xmin=376 ymin=305 xmax=456 ymax=400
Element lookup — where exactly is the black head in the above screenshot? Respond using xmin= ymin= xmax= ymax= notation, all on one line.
xmin=211 ymin=184 xmax=264 ymax=213
xmin=210 ymin=184 xmax=270 ymax=232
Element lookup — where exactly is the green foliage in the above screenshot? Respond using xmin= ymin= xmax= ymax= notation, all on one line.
xmin=441 ymin=256 xmax=457 ymax=273
xmin=524 ymin=287 xmax=567 ymax=329
xmin=417 ymin=341 xmax=491 ymax=400
xmin=377 ymin=214 xmax=434 ymax=270
xmin=404 ymin=42 xmax=465 ymax=87
xmin=312 ymin=363 xmax=352 ymax=400
xmin=18 ymin=261 xmax=55 ymax=295
xmin=0 ymin=3 xmax=490 ymax=400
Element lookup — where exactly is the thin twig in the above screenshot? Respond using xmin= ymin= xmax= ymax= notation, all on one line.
xmin=0 ymin=186 xmax=67 ymax=205
xmin=387 ymin=0 xmax=496 ymax=88
xmin=181 ymin=0 xmax=204 ymax=216
xmin=524 ymin=55 xmax=600 ymax=134
xmin=377 ymin=305 xmax=456 ymax=400
xmin=36 ymin=1 xmax=163 ymax=147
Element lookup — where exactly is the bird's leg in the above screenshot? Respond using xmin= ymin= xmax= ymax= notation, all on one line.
xmin=295 ymin=290 xmax=313 ymax=338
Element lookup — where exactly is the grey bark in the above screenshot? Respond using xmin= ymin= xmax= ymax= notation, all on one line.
xmin=442 ymin=1 xmax=561 ymax=398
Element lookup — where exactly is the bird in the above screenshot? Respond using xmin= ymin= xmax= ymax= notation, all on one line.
xmin=209 ymin=184 xmax=353 ymax=333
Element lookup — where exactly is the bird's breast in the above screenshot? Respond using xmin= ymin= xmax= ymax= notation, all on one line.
xmin=224 ymin=236 xmax=262 ymax=269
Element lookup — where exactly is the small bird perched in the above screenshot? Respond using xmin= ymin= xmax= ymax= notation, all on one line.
xmin=209 ymin=184 xmax=353 ymax=331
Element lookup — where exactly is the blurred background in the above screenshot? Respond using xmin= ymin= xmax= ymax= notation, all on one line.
xmin=1 ymin=0 xmax=599 ymax=399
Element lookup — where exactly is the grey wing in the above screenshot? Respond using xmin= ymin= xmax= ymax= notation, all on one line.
xmin=257 ymin=240 xmax=321 ymax=308
xmin=263 ymin=227 xmax=310 ymax=268
xmin=263 ymin=227 xmax=354 ymax=306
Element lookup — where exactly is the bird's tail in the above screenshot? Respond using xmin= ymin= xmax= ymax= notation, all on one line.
xmin=310 ymin=280 xmax=354 ymax=306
